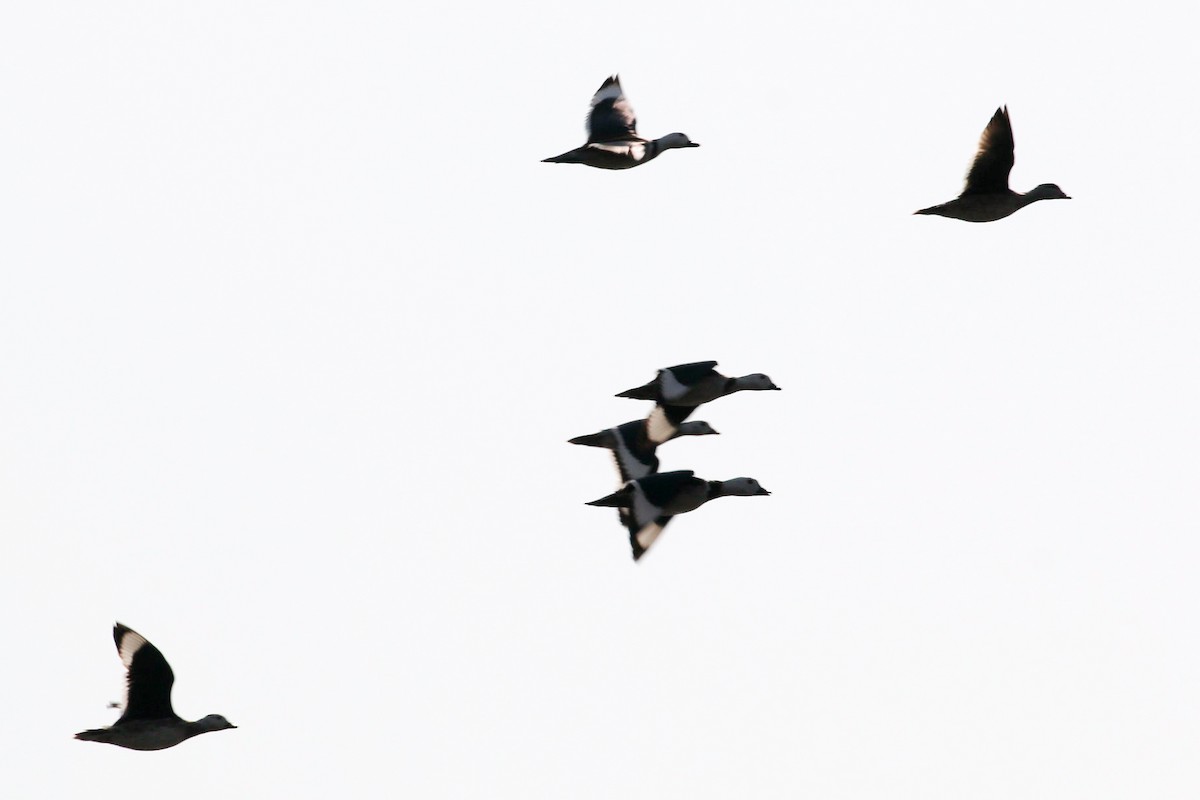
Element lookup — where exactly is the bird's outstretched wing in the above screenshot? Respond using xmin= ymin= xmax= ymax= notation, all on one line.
xmin=962 ymin=106 xmax=1015 ymax=195
xmin=114 ymin=623 xmax=179 ymax=723
xmin=587 ymin=76 xmax=641 ymax=144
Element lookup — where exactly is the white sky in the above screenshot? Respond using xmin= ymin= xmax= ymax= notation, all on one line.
xmin=2 ymin=1 xmax=1199 ymax=798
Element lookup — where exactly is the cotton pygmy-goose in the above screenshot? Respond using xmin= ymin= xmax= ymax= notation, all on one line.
xmin=915 ymin=106 xmax=1070 ymax=222
xmin=542 ymin=75 xmax=699 ymax=170
xmin=569 ymin=418 xmax=719 ymax=482
xmin=617 ymin=361 xmax=780 ymax=406
xmin=587 ymin=469 xmax=770 ymax=560
xmin=75 ymin=623 xmax=236 ymax=751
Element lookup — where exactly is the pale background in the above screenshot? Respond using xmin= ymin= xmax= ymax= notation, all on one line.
xmin=2 ymin=1 xmax=1198 ymax=798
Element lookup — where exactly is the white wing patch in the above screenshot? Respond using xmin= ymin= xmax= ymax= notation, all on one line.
xmin=586 ymin=142 xmax=646 ymax=161
xmin=659 ymin=369 xmax=691 ymax=403
xmin=629 ymin=483 xmax=661 ymax=531
xmin=117 ymin=628 xmax=150 ymax=669
xmin=636 ymin=520 xmax=666 ymax=552
xmin=645 ymin=406 xmax=678 ymax=444
xmin=612 ymin=432 xmax=651 ymax=482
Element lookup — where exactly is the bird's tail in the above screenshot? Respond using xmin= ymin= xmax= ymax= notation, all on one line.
xmin=616 ymin=380 xmax=658 ymax=400
xmin=542 ymin=150 xmax=586 ymax=164
xmin=586 ymin=488 xmax=631 ymax=508
xmin=567 ymin=431 xmax=607 ymax=447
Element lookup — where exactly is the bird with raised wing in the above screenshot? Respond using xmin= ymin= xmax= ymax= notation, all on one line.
xmin=75 ymin=623 xmax=236 ymax=751
xmin=915 ymin=106 xmax=1069 ymax=222
xmin=542 ymin=75 xmax=699 ymax=169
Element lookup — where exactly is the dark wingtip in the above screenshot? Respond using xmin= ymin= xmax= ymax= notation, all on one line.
xmin=112 ymin=622 xmax=131 ymax=648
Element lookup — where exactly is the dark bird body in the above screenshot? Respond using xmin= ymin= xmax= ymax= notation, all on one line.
xmin=569 ymin=418 xmax=718 ymax=482
xmin=915 ymin=106 xmax=1069 ymax=222
xmin=543 ymin=76 xmax=699 ymax=169
xmin=587 ymin=470 xmax=770 ymax=560
xmin=75 ymin=623 xmax=236 ymax=751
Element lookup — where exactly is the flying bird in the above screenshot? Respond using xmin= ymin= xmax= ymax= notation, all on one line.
xmin=570 ymin=418 xmax=719 ymax=483
xmin=587 ymin=470 xmax=770 ymax=560
xmin=914 ymin=106 xmax=1070 ymax=222
xmin=542 ymin=75 xmax=699 ymax=169
xmin=75 ymin=623 xmax=236 ymax=751
xmin=617 ymin=361 xmax=780 ymax=407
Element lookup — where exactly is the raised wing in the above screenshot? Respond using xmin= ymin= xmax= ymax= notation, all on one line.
xmin=114 ymin=623 xmax=179 ymax=722
xmin=587 ymin=75 xmax=641 ymax=144
xmin=962 ymin=106 xmax=1015 ymax=195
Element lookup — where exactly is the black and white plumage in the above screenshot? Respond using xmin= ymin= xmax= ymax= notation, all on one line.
xmin=587 ymin=470 xmax=771 ymax=560
xmin=915 ymin=106 xmax=1070 ymax=222
xmin=644 ymin=401 xmax=710 ymax=444
xmin=569 ymin=418 xmax=718 ymax=482
xmin=542 ymin=75 xmax=699 ymax=170
xmin=75 ymin=623 xmax=236 ymax=751
xmin=617 ymin=361 xmax=780 ymax=406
